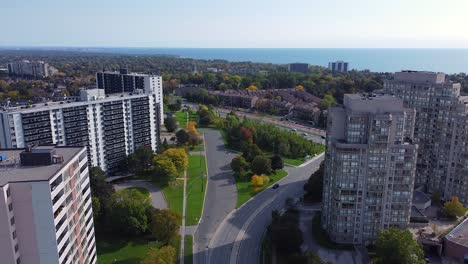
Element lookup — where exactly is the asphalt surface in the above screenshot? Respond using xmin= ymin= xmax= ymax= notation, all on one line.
xmin=204 ymin=154 xmax=325 ymax=264
xmin=193 ymin=130 xmax=237 ymax=264
xmin=113 ymin=180 xmax=168 ymax=209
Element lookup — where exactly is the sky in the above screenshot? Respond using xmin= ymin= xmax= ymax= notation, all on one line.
xmin=1 ymin=0 xmax=468 ymax=48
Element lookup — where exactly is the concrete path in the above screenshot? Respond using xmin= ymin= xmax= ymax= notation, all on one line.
xmin=114 ymin=180 xmax=168 ymax=209
xmin=180 ymin=170 xmax=188 ymax=264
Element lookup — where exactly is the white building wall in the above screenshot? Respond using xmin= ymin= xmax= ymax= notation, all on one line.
xmin=0 ymin=185 xmax=17 ymax=264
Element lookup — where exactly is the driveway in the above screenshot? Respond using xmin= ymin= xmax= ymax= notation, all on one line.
xmin=114 ymin=180 xmax=168 ymax=209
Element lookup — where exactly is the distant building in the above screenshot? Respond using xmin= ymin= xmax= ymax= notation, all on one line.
xmin=328 ymin=61 xmax=349 ymax=72
xmin=384 ymin=71 xmax=468 ymax=204
xmin=0 ymin=89 xmax=161 ymax=173
xmin=0 ymin=146 xmax=96 ymax=264
xmin=96 ymin=68 xmax=164 ymax=124
xmin=288 ymin=63 xmax=309 ymax=74
xmin=7 ymin=60 xmax=58 ymax=78
xmin=445 ymin=217 xmax=468 ymax=263
xmin=322 ymin=93 xmax=418 ymax=245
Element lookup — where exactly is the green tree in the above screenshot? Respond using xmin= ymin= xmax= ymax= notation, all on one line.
xmin=319 ymin=94 xmax=337 ymax=110
xmin=242 ymin=143 xmax=263 ymax=162
xmin=268 ymin=209 xmax=303 ymax=255
xmin=92 ymin=197 xmax=101 ymax=221
xmin=128 ymin=147 xmax=154 ymax=173
xmin=443 ymin=196 xmax=466 ymax=218
xmin=303 ymin=162 xmax=324 ymax=202
xmin=141 ymin=245 xmax=177 ymax=264
xmin=149 ymin=209 xmax=181 ymax=243
xmin=109 ymin=189 xmax=151 ymax=236
xmin=251 ymin=155 xmax=272 ymax=175
xmin=375 ymin=227 xmax=425 ymax=264
xmin=230 ymin=155 xmax=250 ymax=173
xmin=270 ymin=155 xmax=284 ymax=171
xmin=89 ymin=167 xmax=114 ymax=199
xmin=176 ymin=129 xmax=189 ymax=145
xmin=164 ymin=116 xmax=178 ymax=132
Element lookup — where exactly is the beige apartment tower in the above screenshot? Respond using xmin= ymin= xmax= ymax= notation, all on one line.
xmin=0 ymin=146 xmax=97 ymax=264
xmin=322 ymin=93 xmax=418 ymax=245
xmin=384 ymin=71 xmax=468 ymax=204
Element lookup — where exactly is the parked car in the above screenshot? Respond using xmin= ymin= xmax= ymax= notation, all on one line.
xmin=272 ymin=184 xmax=280 ymax=189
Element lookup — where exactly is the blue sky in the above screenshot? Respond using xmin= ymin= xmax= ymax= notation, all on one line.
xmin=2 ymin=0 xmax=468 ymax=48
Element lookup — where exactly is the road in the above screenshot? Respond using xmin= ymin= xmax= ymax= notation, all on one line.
xmin=193 ymin=130 xmax=237 ymax=264
xmin=204 ymin=153 xmax=324 ymax=264
xmin=113 ymin=180 xmax=168 ymax=209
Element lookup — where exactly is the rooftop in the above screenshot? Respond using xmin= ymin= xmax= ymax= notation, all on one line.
xmin=344 ymin=93 xmax=405 ymax=113
xmin=446 ymin=217 xmax=468 ymax=248
xmin=0 ymin=146 xmax=84 ymax=186
xmin=412 ymin=190 xmax=431 ymax=205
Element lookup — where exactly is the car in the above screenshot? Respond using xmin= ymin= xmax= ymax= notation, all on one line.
xmin=272 ymin=184 xmax=280 ymax=189
xmin=302 ymin=132 xmax=308 ymax=136
xmin=291 ymin=128 xmax=297 ymax=132
xmin=321 ymin=135 xmax=326 ymax=139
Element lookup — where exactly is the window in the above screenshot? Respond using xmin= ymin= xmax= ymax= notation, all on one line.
xmin=10 ymin=217 xmax=15 ymax=226
xmin=14 ymin=243 xmax=19 ymax=252
xmin=6 ymin=188 xmax=11 ymax=197
xmin=8 ymin=203 xmax=13 ymax=212
xmin=16 ymin=257 xmax=21 ymax=264
xmin=12 ymin=230 xmax=16 ymax=239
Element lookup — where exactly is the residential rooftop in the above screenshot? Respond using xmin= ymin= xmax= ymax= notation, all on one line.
xmin=0 ymin=146 xmax=84 ymax=186
xmin=446 ymin=217 xmax=468 ymax=247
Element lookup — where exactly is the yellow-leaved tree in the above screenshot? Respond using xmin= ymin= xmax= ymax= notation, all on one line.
xmin=295 ymin=85 xmax=305 ymax=91
xmin=246 ymin=85 xmax=258 ymax=91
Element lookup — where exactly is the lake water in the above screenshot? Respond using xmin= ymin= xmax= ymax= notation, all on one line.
xmin=89 ymin=48 xmax=468 ymax=74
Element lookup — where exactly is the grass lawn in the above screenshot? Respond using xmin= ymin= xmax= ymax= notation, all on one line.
xmin=236 ymin=170 xmax=288 ymax=208
xmin=190 ymin=142 xmax=205 ymax=152
xmin=186 ymin=154 xmax=207 ymax=225
xmin=175 ymin=111 xmax=188 ymax=128
xmin=118 ymin=187 xmax=150 ymax=197
xmin=184 ymin=235 xmax=193 ymax=264
xmin=160 ymin=179 xmax=184 ymax=223
xmin=283 ymin=157 xmax=306 ymax=167
xmin=97 ymin=236 xmax=161 ymax=264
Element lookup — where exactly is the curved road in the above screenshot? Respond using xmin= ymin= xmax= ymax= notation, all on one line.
xmin=114 ymin=180 xmax=168 ymax=209
xmin=193 ymin=130 xmax=237 ymax=264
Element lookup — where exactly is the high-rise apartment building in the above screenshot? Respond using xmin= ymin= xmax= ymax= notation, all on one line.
xmin=288 ymin=63 xmax=309 ymax=74
xmin=0 ymin=89 xmax=161 ymax=173
xmin=322 ymin=93 xmax=418 ymax=245
xmin=328 ymin=61 xmax=349 ymax=73
xmin=96 ymin=68 xmax=164 ymax=124
xmin=7 ymin=60 xmax=58 ymax=78
xmin=0 ymin=146 xmax=96 ymax=264
xmin=384 ymin=71 xmax=468 ymax=204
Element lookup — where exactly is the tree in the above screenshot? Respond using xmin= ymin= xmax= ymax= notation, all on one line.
xmin=92 ymin=197 xmax=101 ymax=221
xmin=251 ymin=174 xmax=264 ymax=187
xmin=271 ymin=155 xmax=284 ymax=170
xmin=252 ymin=155 xmax=272 ymax=175
xmin=319 ymin=94 xmax=337 ymax=110
xmin=268 ymin=209 xmax=303 ymax=255
xmin=108 ymin=188 xmax=151 ymax=236
xmin=164 ymin=116 xmax=178 ymax=132
xmin=89 ymin=167 xmax=114 ymax=199
xmin=149 ymin=209 xmax=181 ymax=243
xmin=141 ymin=246 xmax=176 ymax=264
xmin=443 ymin=196 xmax=466 ymax=218
xmin=186 ymin=121 xmax=198 ymax=135
xmin=375 ymin=227 xmax=425 ymax=264
xmin=131 ymin=147 xmax=154 ymax=172
xmin=153 ymin=156 xmax=178 ymax=182
xmin=295 ymin=85 xmax=305 ymax=91
xmin=246 ymin=85 xmax=258 ymax=91
xmin=305 ymin=252 xmax=323 ymax=264
xmin=176 ymin=129 xmax=189 ymax=145
xmin=231 ymin=155 xmax=250 ymax=173
xmin=161 ymin=148 xmax=188 ymax=173
xmin=242 ymin=143 xmax=263 ymax=162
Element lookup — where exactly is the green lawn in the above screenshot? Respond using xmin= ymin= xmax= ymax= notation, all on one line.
xmin=283 ymin=157 xmax=306 ymax=166
xmin=184 ymin=235 xmax=193 ymax=264
xmin=118 ymin=187 xmax=150 ymax=197
xmin=160 ymin=179 xmax=184 ymax=223
xmin=236 ymin=170 xmax=288 ymax=208
xmin=186 ymin=154 xmax=208 ymax=225
xmin=190 ymin=143 xmax=205 ymax=151
xmin=97 ymin=236 xmax=161 ymax=264
xmin=175 ymin=111 xmax=188 ymax=128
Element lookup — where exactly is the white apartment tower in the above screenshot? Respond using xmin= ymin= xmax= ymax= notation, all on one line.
xmin=7 ymin=60 xmax=58 ymax=78
xmin=96 ymin=68 xmax=164 ymax=125
xmin=322 ymin=93 xmax=418 ymax=245
xmin=384 ymin=71 xmax=468 ymax=204
xmin=0 ymin=146 xmax=96 ymax=264
xmin=0 ymin=89 xmax=161 ymax=173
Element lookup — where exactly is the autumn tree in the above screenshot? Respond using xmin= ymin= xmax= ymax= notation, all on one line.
xmin=153 ymin=156 xmax=178 ymax=182
xmin=251 ymin=175 xmax=264 ymax=187
xmin=149 ymin=209 xmax=181 ymax=243
xmin=246 ymin=85 xmax=258 ymax=91
xmin=375 ymin=227 xmax=425 ymax=264
xmin=443 ymin=196 xmax=466 ymax=218
xmin=141 ymin=246 xmax=177 ymax=264
xmin=295 ymin=85 xmax=305 ymax=91
xmin=161 ymin=148 xmax=188 ymax=173
xmin=186 ymin=121 xmax=198 ymax=135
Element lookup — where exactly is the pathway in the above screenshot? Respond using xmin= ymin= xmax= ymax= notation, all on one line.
xmin=113 ymin=180 xmax=168 ymax=209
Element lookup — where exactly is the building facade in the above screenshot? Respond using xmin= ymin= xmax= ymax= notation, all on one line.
xmin=0 ymin=89 xmax=160 ymax=173
xmin=0 ymin=146 xmax=96 ymax=264
xmin=7 ymin=60 xmax=58 ymax=78
xmin=328 ymin=61 xmax=349 ymax=73
xmin=384 ymin=71 xmax=468 ymax=204
xmin=288 ymin=63 xmax=309 ymax=74
xmin=322 ymin=93 xmax=418 ymax=245
xmin=96 ymin=69 xmax=164 ymax=124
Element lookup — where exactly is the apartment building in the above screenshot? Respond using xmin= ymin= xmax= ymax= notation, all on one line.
xmin=384 ymin=71 xmax=468 ymax=204
xmin=0 ymin=146 xmax=96 ymax=264
xmin=0 ymin=89 xmax=161 ymax=173
xmin=322 ymin=93 xmax=418 ymax=245
xmin=7 ymin=60 xmax=58 ymax=78
xmin=96 ymin=68 xmax=164 ymax=124
xmin=328 ymin=61 xmax=349 ymax=73
xmin=288 ymin=63 xmax=309 ymax=74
